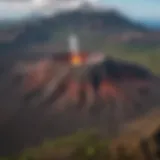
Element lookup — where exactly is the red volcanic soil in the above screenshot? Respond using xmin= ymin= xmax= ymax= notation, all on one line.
xmin=22 ymin=59 xmax=54 ymax=93
xmin=20 ymin=57 xmax=156 ymax=112
xmin=51 ymin=51 xmax=89 ymax=63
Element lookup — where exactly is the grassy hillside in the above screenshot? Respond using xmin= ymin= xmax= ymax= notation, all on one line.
xmin=102 ymin=44 xmax=160 ymax=74
xmin=2 ymin=108 xmax=160 ymax=160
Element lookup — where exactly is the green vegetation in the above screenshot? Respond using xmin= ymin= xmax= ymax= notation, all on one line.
xmin=60 ymin=32 xmax=160 ymax=74
xmin=103 ymin=44 xmax=160 ymax=74
xmin=0 ymin=128 xmax=156 ymax=160
xmin=3 ymin=130 xmax=111 ymax=160
xmin=0 ymin=130 xmax=139 ymax=160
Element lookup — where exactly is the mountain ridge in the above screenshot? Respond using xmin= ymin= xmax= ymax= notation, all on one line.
xmin=0 ymin=9 xmax=148 ymax=55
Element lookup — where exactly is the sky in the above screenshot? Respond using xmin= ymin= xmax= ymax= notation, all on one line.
xmin=0 ymin=0 xmax=160 ymax=20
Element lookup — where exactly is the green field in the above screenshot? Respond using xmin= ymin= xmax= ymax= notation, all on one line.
xmin=103 ymin=44 xmax=160 ymax=74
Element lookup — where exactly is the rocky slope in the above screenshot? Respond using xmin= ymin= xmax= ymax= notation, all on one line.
xmin=0 ymin=56 xmax=159 ymax=155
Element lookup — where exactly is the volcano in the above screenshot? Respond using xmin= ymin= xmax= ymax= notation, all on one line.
xmin=0 ymin=52 xmax=160 ymax=156
xmin=13 ymin=55 xmax=154 ymax=115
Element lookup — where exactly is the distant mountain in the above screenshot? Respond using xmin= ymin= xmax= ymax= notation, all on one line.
xmin=0 ymin=8 xmax=147 ymax=54
xmin=141 ymin=20 xmax=160 ymax=30
xmin=40 ymin=8 xmax=147 ymax=36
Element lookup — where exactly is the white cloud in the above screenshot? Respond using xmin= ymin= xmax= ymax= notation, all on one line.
xmin=0 ymin=0 xmax=101 ymax=19
xmin=0 ymin=0 xmax=99 ymax=11
xmin=1 ymin=0 xmax=160 ymax=20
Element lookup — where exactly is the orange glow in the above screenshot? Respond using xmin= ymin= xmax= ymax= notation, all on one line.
xmin=70 ymin=55 xmax=82 ymax=65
